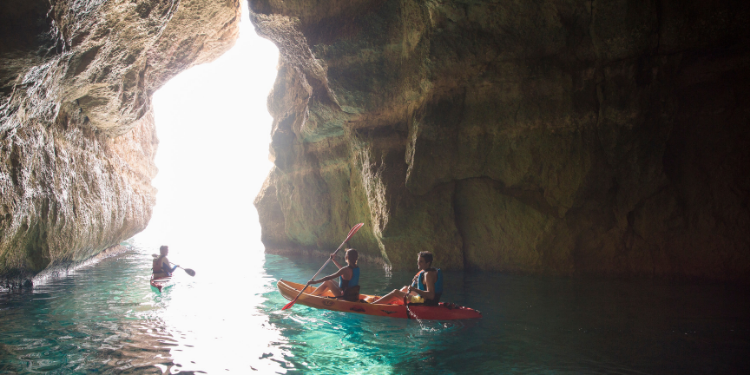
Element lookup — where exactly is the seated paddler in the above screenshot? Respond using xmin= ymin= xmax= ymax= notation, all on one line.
xmin=372 ymin=251 xmax=443 ymax=306
xmin=152 ymin=245 xmax=178 ymax=279
xmin=307 ymin=248 xmax=361 ymax=302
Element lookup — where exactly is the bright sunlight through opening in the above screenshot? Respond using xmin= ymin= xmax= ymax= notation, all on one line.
xmin=129 ymin=5 xmax=285 ymax=373
xmin=135 ymin=4 xmax=278 ymax=254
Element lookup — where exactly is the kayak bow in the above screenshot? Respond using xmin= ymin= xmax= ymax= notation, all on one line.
xmin=277 ymin=279 xmax=481 ymax=320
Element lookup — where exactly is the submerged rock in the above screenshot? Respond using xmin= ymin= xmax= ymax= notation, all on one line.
xmin=0 ymin=0 xmax=240 ymax=287
xmin=250 ymin=0 xmax=750 ymax=282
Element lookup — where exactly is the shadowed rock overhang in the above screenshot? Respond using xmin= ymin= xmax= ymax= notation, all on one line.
xmin=249 ymin=0 xmax=750 ymax=282
xmin=1 ymin=0 xmax=241 ymax=287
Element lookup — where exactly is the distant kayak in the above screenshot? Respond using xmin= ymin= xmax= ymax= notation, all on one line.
xmin=277 ymin=279 xmax=482 ymax=320
xmin=150 ymin=276 xmax=173 ymax=293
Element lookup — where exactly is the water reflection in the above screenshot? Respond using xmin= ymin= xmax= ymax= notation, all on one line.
xmin=133 ymin=238 xmax=290 ymax=374
xmin=1 ymin=244 xmax=749 ymax=374
xmin=0 ymin=252 xmax=179 ymax=373
xmin=0 ymin=241 xmax=290 ymax=374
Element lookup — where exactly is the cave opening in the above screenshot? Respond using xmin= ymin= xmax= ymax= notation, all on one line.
xmin=134 ymin=4 xmax=278 ymax=260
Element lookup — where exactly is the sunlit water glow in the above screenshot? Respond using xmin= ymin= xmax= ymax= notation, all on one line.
xmin=2 ymin=245 xmax=749 ymax=374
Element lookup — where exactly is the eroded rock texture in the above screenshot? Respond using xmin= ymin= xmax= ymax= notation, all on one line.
xmin=251 ymin=0 xmax=750 ymax=282
xmin=1 ymin=0 xmax=240 ymax=286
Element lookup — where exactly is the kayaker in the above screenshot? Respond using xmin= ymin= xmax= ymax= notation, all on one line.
xmin=372 ymin=251 xmax=443 ymax=306
xmin=307 ymin=248 xmax=361 ymax=302
xmin=152 ymin=245 xmax=177 ymax=278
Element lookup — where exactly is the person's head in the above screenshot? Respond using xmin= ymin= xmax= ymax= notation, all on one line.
xmin=159 ymin=245 xmax=169 ymax=256
xmin=345 ymin=248 xmax=358 ymax=265
xmin=417 ymin=251 xmax=433 ymax=270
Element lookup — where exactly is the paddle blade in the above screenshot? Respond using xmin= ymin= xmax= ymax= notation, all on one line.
xmin=345 ymin=223 xmax=364 ymax=242
xmin=281 ymin=298 xmax=298 ymax=310
xmin=281 ymin=284 xmax=309 ymax=310
xmin=183 ymin=268 xmax=196 ymax=277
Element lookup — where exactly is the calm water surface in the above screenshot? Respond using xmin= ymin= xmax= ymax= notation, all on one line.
xmin=1 ymin=242 xmax=748 ymax=374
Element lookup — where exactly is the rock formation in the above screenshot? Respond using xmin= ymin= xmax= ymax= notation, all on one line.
xmin=251 ymin=0 xmax=750 ymax=282
xmin=1 ymin=0 xmax=240 ymax=287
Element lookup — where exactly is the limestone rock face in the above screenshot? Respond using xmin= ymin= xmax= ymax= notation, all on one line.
xmin=1 ymin=0 xmax=240 ymax=286
xmin=251 ymin=0 xmax=750 ymax=282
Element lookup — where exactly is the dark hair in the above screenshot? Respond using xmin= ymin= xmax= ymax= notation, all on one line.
xmin=418 ymin=251 xmax=433 ymax=264
xmin=159 ymin=245 xmax=169 ymax=254
xmin=346 ymin=248 xmax=358 ymax=262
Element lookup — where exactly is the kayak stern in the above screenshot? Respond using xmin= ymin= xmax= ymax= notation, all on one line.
xmin=150 ymin=276 xmax=173 ymax=293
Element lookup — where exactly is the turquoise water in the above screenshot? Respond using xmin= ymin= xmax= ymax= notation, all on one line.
xmin=1 ymin=244 xmax=749 ymax=374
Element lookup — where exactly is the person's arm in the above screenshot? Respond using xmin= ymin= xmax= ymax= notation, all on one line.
xmin=330 ymin=253 xmax=343 ymax=269
xmin=404 ymin=272 xmax=420 ymax=294
xmin=164 ymin=258 xmax=177 ymax=273
xmin=411 ymin=271 xmax=436 ymax=300
xmin=308 ymin=267 xmax=350 ymax=285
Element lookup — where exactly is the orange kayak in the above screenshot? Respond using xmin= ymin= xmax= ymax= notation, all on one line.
xmin=277 ymin=279 xmax=482 ymax=320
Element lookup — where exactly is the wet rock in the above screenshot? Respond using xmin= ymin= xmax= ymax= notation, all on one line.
xmin=250 ymin=0 xmax=750 ymax=282
xmin=0 ymin=0 xmax=240 ymax=286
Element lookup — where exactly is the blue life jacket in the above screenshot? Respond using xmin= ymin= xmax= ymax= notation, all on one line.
xmin=338 ymin=266 xmax=360 ymax=301
xmin=412 ymin=268 xmax=443 ymax=305
xmin=339 ymin=266 xmax=360 ymax=290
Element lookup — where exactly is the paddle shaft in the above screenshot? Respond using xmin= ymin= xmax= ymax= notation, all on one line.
xmin=287 ymin=225 xmax=358 ymax=302
xmin=282 ymin=223 xmax=364 ymax=310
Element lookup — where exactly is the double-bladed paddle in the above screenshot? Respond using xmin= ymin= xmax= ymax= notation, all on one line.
xmin=281 ymin=223 xmax=365 ymax=311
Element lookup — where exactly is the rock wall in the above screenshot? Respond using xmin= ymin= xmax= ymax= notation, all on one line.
xmin=251 ymin=0 xmax=750 ymax=282
xmin=1 ymin=0 xmax=240 ymax=287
